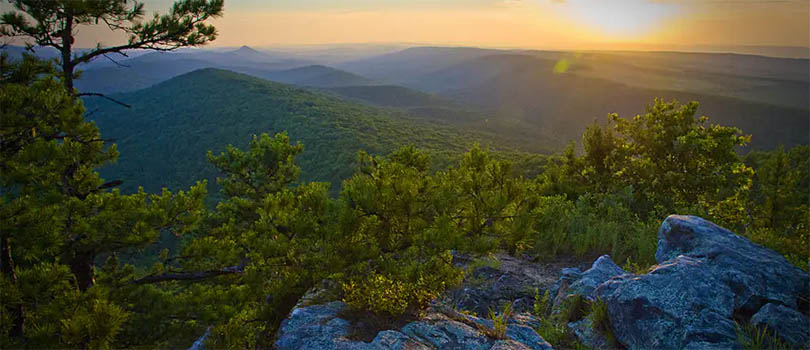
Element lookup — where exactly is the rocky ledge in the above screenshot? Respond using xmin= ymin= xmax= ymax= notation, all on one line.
xmin=275 ymin=301 xmax=551 ymax=350
xmin=275 ymin=215 xmax=809 ymax=349
xmin=553 ymin=215 xmax=809 ymax=349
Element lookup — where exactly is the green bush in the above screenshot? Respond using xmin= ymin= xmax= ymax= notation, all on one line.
xmin=488 ymin=302 xmax=514 ymax=340
xmin=534 ymin=293 xmax=586 ymax=349
xmin=342 ymin=273 xmax=436 ymax=316
xmin=533 ymin=289 xmax=551 ymax=317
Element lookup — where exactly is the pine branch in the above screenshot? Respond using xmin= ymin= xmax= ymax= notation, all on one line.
xmin=132 ymin=263 xmax=245 ymax=284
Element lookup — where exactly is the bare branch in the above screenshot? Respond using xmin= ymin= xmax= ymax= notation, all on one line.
xmin=102 ymin=53 xmax=130 ymax=68
xmin=77 ymin=92 xmax=131 ymax=108
xmin=132 ymin=263 xmax=246 ymax=285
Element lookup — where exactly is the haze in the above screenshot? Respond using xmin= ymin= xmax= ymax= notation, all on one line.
xmin=5 ymin=0 xmax=807 ymax=54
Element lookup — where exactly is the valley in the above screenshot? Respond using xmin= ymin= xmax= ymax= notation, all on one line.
xmin=67 ymin=45 xmax=808 ymax=195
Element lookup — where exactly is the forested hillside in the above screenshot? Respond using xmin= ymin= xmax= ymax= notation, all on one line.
xmin=85 ymin=68 xmax=539 ymax=195
xmin=340 ymin=51 xmax=809 ymax=150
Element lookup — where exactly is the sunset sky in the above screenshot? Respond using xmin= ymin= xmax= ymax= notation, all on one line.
xmin=4 ymin=0 xmax=810 ymax=50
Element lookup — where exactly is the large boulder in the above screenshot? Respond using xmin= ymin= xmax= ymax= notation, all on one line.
xmin=750 ymin=303 xmax=810 ymax=347
xmin=275 ymin=301 xmax=553 ymax=350
xmin=656 ymin=215 xmax=808 ymax=314
xmin=553 ymin=215 xmax=810 ymax=349
xmin=594 ymin=255 xmax=739 ymax=349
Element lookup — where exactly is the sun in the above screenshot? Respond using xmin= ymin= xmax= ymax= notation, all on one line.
xmin=560 ymin=0 xmax=680 ymax=40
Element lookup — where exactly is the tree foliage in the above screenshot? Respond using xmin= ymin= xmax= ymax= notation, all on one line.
xmin=0 ymin=52 xmax=206 ymax=348
xmin=1 ymin=0 xmax=223 ymax=92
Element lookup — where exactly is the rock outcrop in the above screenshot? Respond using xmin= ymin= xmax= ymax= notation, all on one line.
xmin=750 ymin=303 xmax=810 ymax=347
xmin=275 ymin=215 xmax=808 ymax=349
xmin=275 ymin=254 xmax=569 ymax=350
xmin=548 ymin=255 xmax=628 ymax=309
xmin=553 ymin=215 xmax=810 ymax=349
xmin=275 ymin=301 xmax=552 ymax=350
xmin=444 ymin=254 xmax=575 ymax=317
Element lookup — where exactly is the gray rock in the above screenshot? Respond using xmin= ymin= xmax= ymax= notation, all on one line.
xmin=656 ymin=215 xmax=808 ymax=313
xmin=275 ymin=301 xmax=371 ymax=350
xmin=568 ymin=318 xmax=612 ymax=350
xmin=446 ymin=266 xmax=537 ymax=317
xmin=553 ymin=215 xmax=810 ymax=350
xmin=594 ymin=255 xmax=739 ymax=349
xmin=750 ymin=303 xmax=810 ymax=347
xmin=549 ymin=267 xmax=582 ymax=309
xmin=371 ymin=330 xmax=430 ymax=350
xmin=275 ymin=301 xmax=553 ymax=350
xmin=188 ymin=327 xmax=211 ymax=350
xmin=548 ymin=255 xmax=627 ymax=315
xmin=567 ymin=255 xmax=628 ymax=300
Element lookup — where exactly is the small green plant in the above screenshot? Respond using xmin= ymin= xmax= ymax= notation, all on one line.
xmin=534 ymin=288 xmax=551 ymax=316
xmin=735 ymin=322 xmax=793 ymax=350
xmin=622 ymin=257 xmax=648 ymax=275
xmin=534 ymin=293 xmax=589 ymax=349
xmin=536 ymin=316 xmax=576 ymax=347
xmin=465 ymin=255 xmax=503 ymax=286
xmin=468 ymin=254 xmax=502 ymax=271
xmin=559 ymin=294 xmax=589 ymax=323
xmin=488 ymin=302 xmax=514 ymax=340
xmin=588 ymin=298 xmax=618 ymax=347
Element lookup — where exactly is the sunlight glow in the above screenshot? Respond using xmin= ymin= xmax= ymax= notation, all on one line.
xmin=558 ymin=0 xmax=681 ymax=40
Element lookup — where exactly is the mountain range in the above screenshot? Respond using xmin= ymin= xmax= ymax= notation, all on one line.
xmin=84 ymin=68 xmax=537 ymax=196
xmin=5 ymin=44 xmax=807 ymax=194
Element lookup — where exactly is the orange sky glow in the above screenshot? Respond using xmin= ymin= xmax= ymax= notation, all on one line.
xmin=3 ymin=0 xmax=809 ymax=51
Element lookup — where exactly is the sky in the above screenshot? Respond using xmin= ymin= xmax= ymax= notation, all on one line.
xmin=3 ymin=0 xmax=809 ymax=51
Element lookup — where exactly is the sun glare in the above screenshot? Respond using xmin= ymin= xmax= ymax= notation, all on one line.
xmin=559 ymin=0 xmax=680 ymax=40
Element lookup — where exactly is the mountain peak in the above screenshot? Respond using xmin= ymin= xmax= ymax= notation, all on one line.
xmin=232 ymin=45 xmax=263 ymax=55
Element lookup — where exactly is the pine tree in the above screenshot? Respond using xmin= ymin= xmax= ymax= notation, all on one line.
xmin=1 ymin=0 xmax=223 ymax=94
xmin=1 ymin=53 xmax=207 ymax=348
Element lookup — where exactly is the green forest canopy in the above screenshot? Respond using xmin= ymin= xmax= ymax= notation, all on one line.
xmin=2 ymin=52 xmax=807 ymax=349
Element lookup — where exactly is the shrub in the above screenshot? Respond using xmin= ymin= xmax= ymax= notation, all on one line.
xmin=342 ymin=274 xmax=421 ymax=316
xmin=533 ymin=288 xmax=551 ymax=317
xmin=489 ymin=302 xmax=514 ymax=340
xmin=534 ymin=294 xmax=586 ymax=349
xmin=341 ymin=251 xmax=463 ymax=316
xmin=559 ymin=294 xmax=589 ymax=324
xmin=536 ymin=317 xmax=579 ymax=349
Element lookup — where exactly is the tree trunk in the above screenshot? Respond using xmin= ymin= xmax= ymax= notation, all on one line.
xmin=1 ymin=236 xmax=24 ymax=337
xmin=70 ymin=252 xmax=95 ymax=291
xmin=60 ymin=10 xmax=75 ymax=93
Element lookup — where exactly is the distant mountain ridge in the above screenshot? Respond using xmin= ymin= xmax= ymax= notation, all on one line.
xmin=84 ymin=68 xmax=529 ymax=195
xmin=337 ymin=48 xmax=809 ymax=150
xmin=253 ymin=65 xmax=375 ymax=87
xmin=69 ymin=46 xmax=380 ymax=94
